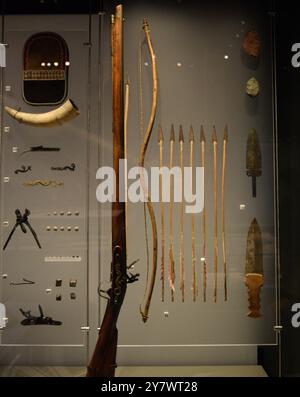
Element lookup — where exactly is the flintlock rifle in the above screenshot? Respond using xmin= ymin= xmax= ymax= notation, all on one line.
xmin=87 ymin=5 xmax=138 ymax=377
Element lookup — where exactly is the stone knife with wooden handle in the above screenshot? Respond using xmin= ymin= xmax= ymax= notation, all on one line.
xmin=245 ymin=218 xmax=264 ymax=318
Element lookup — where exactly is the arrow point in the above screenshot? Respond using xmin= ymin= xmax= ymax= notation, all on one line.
xmin=200 ymin=125 xmax=206 ymax=142
xmin=179 ymin=125 xmax=184 ymax=142
xmin=224 ymin=125 xmax=229 ymax=141
xmin=212 ymin=126 xmax=217 ymax=142
xmin=158 ymin=124 xmax=164 ymax=143
xmin=170 ymin=124 xmax=175 ymax=142
xmin=189 ymin=125 xmax=194 ymax=142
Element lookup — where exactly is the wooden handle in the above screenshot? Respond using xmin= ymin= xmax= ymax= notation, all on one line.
xmin=252 ymin=176 xmax=257 ymax=198
xmin=245 ymin=273 xmax=263 ymax=318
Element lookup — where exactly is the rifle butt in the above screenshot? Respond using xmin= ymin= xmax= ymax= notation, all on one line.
xmin=86 ymin=326 xmax=118 ymax=377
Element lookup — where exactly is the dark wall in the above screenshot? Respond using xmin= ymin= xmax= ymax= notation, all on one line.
xmin=260 ymin=0 xmax=300 ymax=377
xmin=0 ymin=0 xmax=102 ymax=14
xmin=275 ymin=0 xmax=300 ymax=377
xmin=258 ymin=0 xmax=300 ymax=378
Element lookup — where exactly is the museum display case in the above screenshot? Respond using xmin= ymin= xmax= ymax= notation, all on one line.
xmin=0 ymin=0 xmax=298 ymax=377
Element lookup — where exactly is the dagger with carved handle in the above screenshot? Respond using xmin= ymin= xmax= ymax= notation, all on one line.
xmin=245 ymin=218 xmax=264 ymax=318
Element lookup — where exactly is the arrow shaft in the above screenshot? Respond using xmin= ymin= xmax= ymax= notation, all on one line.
xmin=213 ymin=140 xmax=218 ymax=303
xmin=159 ymin=140 xmax=165 ymax=302
xmin=169 ymin=140 xmax=175 ymax=301
xmin=201 ymin=140 xmax=207 ymax=302
xmin=221 ymin=138 xmax=227 ymax=301
xmin=180 ymin=140 xmax=185 ymax=303
xmin=190 ymin=140 xmax=197 ymax=302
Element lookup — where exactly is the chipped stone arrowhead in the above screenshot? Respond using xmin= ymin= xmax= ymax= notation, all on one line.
xmin=242 ymin=30 xmax=261 ymax=57
xmin=246 ymin=77 xmax=260 ymax=97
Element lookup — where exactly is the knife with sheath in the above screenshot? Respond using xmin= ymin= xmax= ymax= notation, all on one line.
xmin=245 ymin=218 xmax=264 ymax=318
xmin=246 ymin=128 xmax=261 ymax=198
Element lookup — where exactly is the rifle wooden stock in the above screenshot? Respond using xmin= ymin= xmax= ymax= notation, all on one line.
xmin=86 ymin=4 xmax=125 ymax=377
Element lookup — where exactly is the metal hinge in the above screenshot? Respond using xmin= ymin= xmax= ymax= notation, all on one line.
xmin=81 ymin=326 xmax=90 ymax=332
xmin=274 ymin=325 xmax=283 ymax=332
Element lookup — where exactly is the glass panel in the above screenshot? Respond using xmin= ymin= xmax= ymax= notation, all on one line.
xmin=99 ymin=0 xmax=278 ymax=346
xmin=0 ymin=23 xmax=89 ymax=358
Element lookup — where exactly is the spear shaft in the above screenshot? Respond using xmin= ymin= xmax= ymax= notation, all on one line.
xmin=190 ymin=126 xmax=197 ymax=302
xmin=221 ymin=126 xmax=228 ymax=301
xmin=212 ymin=127 xmax=218 ymax=303
xmin=169 ymin=125 xmax=175 ymax=301
xmin=200 ymin=126 xmax=207 ymax=302
xmin=179 ymin=126 xmax=185 ymax=303
xmin=158 ymin=125 xmax=165 ymax=302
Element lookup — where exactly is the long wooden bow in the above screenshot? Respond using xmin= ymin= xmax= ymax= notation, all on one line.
xmin=139 ymin=19 xmax=158 ymax=323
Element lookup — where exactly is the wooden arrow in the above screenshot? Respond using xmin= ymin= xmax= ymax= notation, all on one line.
xmin=158 ymin=125 xmax=165 ymax=302
xmin=124 ymin=76 xmax=130 ymax=256
xmin=221 ymin=125 xmax=228 ymax=301
xmin=179 ymin=125 xmax=185 ymax=303
xmin=200 ymin=126 xmax=207 ymax=302
xmin=190 ymin=126 xmax=197 ymax=302
xmin=169 ymin=125 xmax=175 ymax=301
xmin=212 ymin=126 xmax=218 ymax=303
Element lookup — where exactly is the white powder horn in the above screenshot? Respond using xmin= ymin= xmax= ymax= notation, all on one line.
xmin=5 ymin=98 xmax=79 ymax=127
